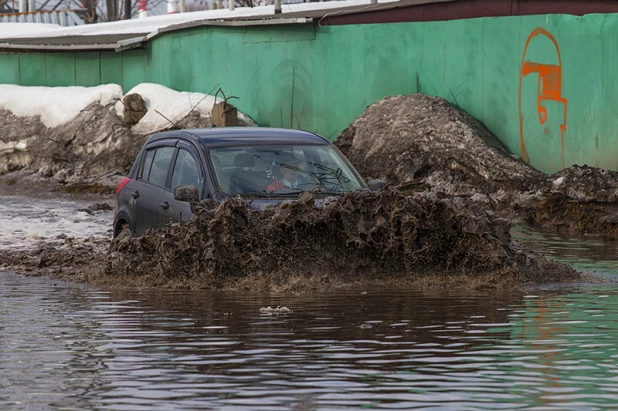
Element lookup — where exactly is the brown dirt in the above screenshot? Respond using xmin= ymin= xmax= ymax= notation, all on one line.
xmin=515 ymin=166 xmax=618 ymax=236
xmin=55 ymin=183 xmax=116 ymax=195
xmin=1 ymin=186 xmax=607 ymax=293
xmin=526 ymin=192 xmax=618 ymax=236
xmin=95 ymin=188 xmax=581 ymax=291
xmin=0 ymin=103 xmax=139 ymax=188
xmin=549 ymin=165 xmax=618 ymax=203
xmin=2 ymin=92 xmax=617 ymax=291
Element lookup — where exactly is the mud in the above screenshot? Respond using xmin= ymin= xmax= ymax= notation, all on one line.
xmin=548 ymin=165 xmax=618 ymax=203
xmin=0 ymin=235 xmax=109 ymax=284
xmin=91 ymin=188 xmax=582 ymax=292
xmin=0 ymin=103 xmax=139 ymax=187
xmin=56 ymin=183 xmax=116 ymax=195
xmin=2 ymin=188 xmax=585 ymax=291
xmin=525 ymin=193 xmax=618 ymax=236
xmin=336 ymin=94 xmax=618 ymax=238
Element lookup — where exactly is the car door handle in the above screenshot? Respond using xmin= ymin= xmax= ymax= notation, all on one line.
xmin=160 ymin=201 xmax=169 ymax=210
xmin=131 ymin=190 xmax=139 ymax=199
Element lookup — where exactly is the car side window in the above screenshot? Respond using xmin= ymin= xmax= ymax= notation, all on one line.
xmin=147 ymin=146 xmax=175 ymax=188
xmin=138 ymin=148 xmax=156 ymax=180
xmin=171 ymin=149 xmax=201 ymax=192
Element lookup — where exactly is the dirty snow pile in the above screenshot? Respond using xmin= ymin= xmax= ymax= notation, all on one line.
xmin=335 ymin=94 xmax=547 ymax=197
xmin=335 ymin=93 xmax=618 ymax=236
xmin=0 ymin=83 xmax=255 ymax=185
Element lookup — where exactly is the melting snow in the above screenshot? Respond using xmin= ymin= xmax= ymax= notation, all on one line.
xmin=0 ymin=83 xmax=253 ymax=132
xmin=115 ymin=83 xmax=255 ymax=135
xmin=0 ymin=84 xmax=123 ymax=128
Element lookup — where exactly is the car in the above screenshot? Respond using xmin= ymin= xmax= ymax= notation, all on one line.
xmin=113 ymin=127 xmax=385 ymax=238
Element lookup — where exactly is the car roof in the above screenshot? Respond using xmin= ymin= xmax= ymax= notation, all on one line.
xmin=146 ymin=127 xmax=331 ymax=147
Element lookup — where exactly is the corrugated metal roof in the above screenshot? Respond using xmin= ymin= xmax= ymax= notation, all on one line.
xmin=0 ymin=0 xmax=452 ymax=51
xmin=0 ymin=10 xmax=84 ymax=27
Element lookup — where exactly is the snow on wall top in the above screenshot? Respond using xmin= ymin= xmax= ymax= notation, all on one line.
xmin=0 ymin=0 xmax=400 ymax=41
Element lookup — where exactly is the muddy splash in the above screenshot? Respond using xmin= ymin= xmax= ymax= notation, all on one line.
xmin=1 ymin=184 xmax=603 ymax=292
xmin=95 ymin=188 xmax=581 ymax=292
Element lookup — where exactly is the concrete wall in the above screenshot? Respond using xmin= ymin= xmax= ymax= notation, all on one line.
xmin=1 ymin=13 xmax=617 ymax=174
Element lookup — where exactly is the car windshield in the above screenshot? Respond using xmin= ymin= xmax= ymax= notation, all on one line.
xmin=209 ymin=145 xmax=364 ymax=196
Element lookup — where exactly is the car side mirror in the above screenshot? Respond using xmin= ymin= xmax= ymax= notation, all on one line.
xmin=173 ymin=185 xmax=199 ymax=202
xmin=367 ymin=179 xmax=387 ymax=192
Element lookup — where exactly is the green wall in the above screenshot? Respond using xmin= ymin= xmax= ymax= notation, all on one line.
xmin=1 ymin=13 xmax=617 ymax=174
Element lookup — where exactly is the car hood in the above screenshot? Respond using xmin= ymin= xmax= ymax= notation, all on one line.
xmin=242 ymin=196 xmax=339 ymax=210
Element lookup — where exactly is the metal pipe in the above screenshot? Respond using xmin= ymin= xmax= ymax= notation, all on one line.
xmin=274 ymin=0 xmax=281 ymax=14
xmin=167 ymin=0 xmax=178 ymax=13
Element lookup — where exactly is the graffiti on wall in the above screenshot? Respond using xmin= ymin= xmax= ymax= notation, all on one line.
xmin=518 ymin=28 xmax=568 ymax=168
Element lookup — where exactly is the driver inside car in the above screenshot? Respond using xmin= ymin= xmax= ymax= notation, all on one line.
xmin=267 ymin=153 xmax=304 ymax=191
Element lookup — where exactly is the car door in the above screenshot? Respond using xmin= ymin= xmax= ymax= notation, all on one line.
xmin=133 ymin=144 xmax=177 ymax=236
xmin=160 ymin=144 xmax=203 ymax=225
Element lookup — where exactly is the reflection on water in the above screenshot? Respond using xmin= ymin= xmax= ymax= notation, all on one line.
xmin=512 ymin=225 xmax=618 ymax=277
xmin=2 ymin=270 xmax=618 ymax=410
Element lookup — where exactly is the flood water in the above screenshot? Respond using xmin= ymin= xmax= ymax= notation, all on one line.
xmin=2 ymin=197 xmax=618 ymax=410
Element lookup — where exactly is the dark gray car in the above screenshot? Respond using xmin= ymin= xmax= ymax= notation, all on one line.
xmin=113 ymin=127 xmax=381 ymax=238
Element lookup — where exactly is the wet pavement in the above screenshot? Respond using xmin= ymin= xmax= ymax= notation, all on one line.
xmin=2 ymin=195 xmax=618 ymax=410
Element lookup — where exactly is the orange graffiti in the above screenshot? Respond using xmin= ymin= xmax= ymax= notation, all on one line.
xmin=518 ymin=28 xmax=568 ymax=168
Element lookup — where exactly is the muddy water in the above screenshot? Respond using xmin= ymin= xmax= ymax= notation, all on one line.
xmin=2 ymin=273 xmax=618 ymax=410
xmin=2 ymin=196 xmax=618 ymax=410
xmin=512 ymin=225 xmax=618 ymax=278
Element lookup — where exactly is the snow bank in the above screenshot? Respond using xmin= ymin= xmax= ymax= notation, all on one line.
xmin=115 ymin=83 xmax=255 ymax=135
xmin=0 ymin=84 xmax=123 ymax=128
xmin=0 ymin=83 xmax=256 ymax=184
xmin=0 ymin=23 xmax=62 ymax=38
xmin=0 ymin=82 xmax=254 ymax=133
xmin=0 ymin=0 xmax=397 ymax=40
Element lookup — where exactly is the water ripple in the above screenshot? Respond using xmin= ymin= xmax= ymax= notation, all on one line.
xmin=3 ymin=271 xmax=618 ymax=410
